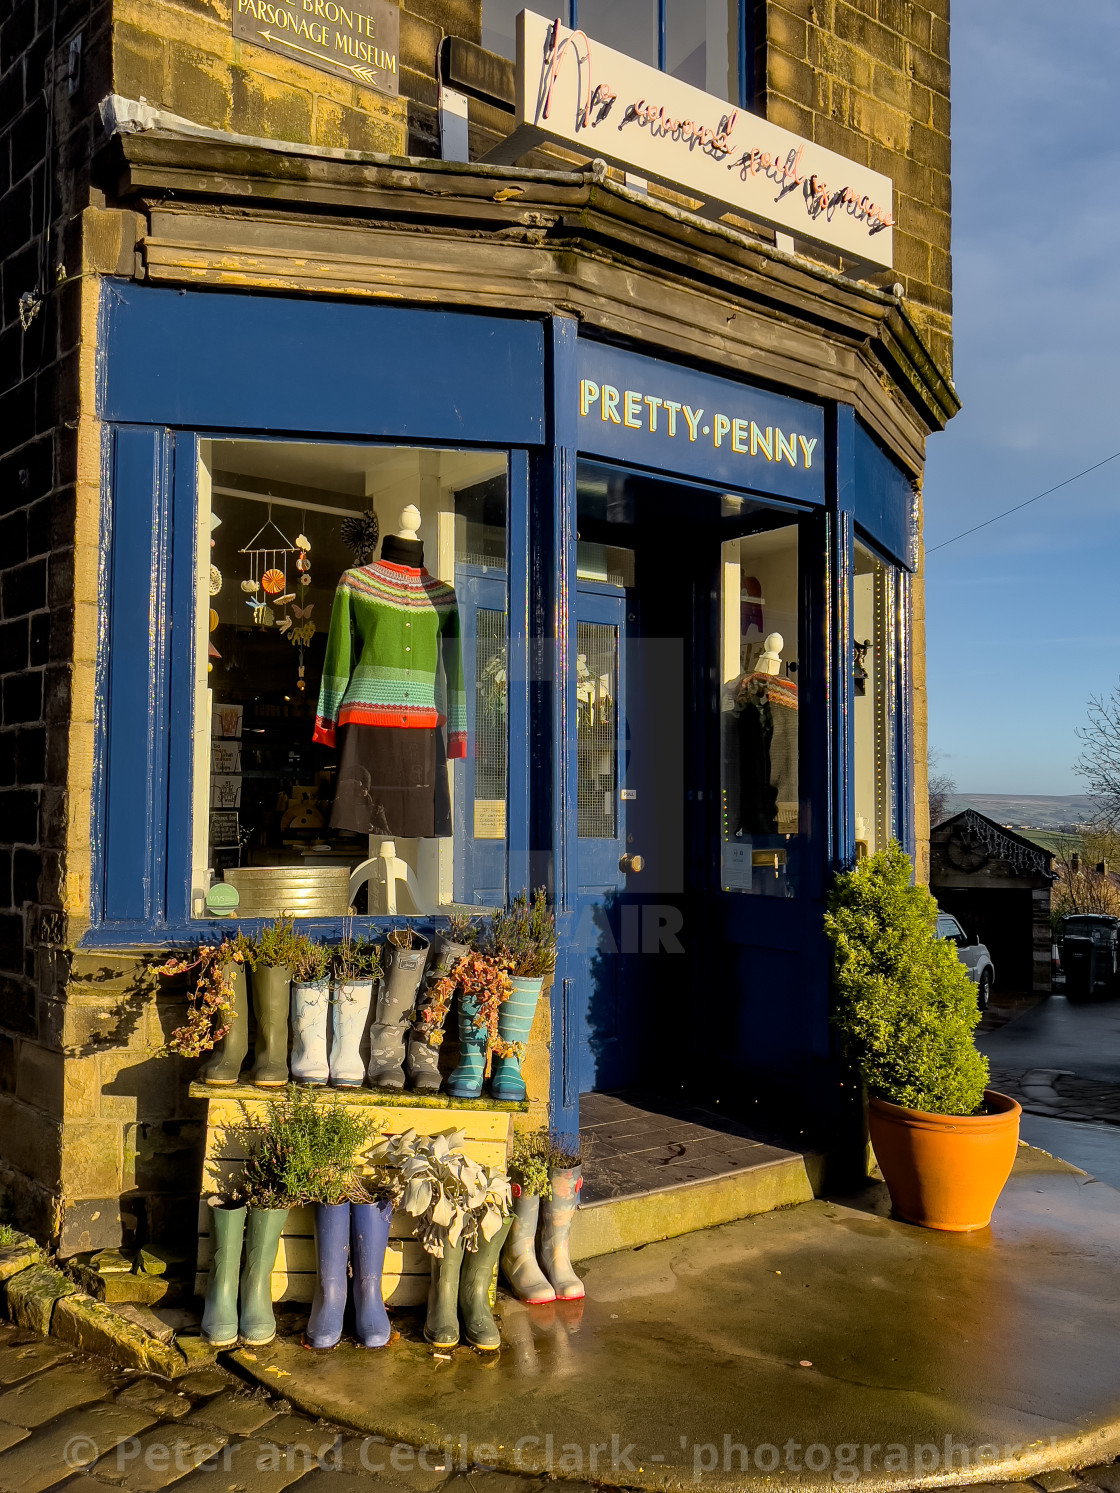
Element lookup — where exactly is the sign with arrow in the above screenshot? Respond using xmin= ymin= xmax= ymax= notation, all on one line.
xmin=232 ymin=0 xmax=399 ymax=96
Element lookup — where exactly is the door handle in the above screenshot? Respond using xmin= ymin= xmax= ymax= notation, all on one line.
xmin=619 ymin=853 xmax=644 ymax=874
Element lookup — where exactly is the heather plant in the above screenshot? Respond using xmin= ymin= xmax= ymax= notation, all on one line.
xmin=290 ymin=938 xmax=331 ymax=984
xmin=253 ymin=915 xmax=301 ymax=969
xmin=236 ymin=1086 xmax=381 ymax=1208
xmin=509 ymin=1131 xmax=551 ymax=1198
xmin=488 ymin=888 xmax=557 ymax=979
xmin=825 ymin=841 xmax=989 ymax=1116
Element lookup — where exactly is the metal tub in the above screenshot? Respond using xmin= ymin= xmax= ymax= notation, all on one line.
xmin=222 ymin=866 xmax=352 ymax=919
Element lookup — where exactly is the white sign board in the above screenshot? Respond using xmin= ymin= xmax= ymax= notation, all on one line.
xmin=485 ymin=10 xmax=894 ymax=270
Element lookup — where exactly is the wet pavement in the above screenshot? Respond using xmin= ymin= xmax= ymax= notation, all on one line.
xmin=229 ymin=1146 xmax=1120 ymax=1493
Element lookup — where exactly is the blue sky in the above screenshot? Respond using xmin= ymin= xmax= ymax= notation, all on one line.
xmin=922 ymin=0 xmax=1120 ymax=793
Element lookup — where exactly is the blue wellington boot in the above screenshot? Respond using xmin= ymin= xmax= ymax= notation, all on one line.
xmin=351 ymin=1199 xmax=393 ymax=1348
xmin=238 ymin=1207 xmax=288 ymax=1347
xmin=201 ymin=1202 xmax=246 ymax=1347
xmin=489 ymin=976 xmax=544 ymax=1101
xmin=306 ymin=1202 xmax=350 ymax=1349
xmin=447 ymin=994 xmax=487 ymax=1099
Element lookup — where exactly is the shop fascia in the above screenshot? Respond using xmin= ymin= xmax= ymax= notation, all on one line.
xmin=486 ymin=9 xmax=895 ymax=271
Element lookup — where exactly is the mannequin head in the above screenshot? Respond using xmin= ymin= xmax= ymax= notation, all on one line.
xmin=381 ymin=503 xmax=425 ymax=567
xmin=396 ymin=504 xmax=422 ymax=540
xmin=757 ymin=633 xmax=784 ymax=676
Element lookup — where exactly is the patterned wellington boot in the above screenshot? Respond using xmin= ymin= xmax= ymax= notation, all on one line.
xmin=249 ymin=965 xmax=291 ymax=1087
xmin=539 ymin=1167 xmax=584 ymax=1301
xmin=239 ymin=1207 xmax=289 ymax=1346
xmin=407 ymin=936 xmax=469 ymax=1091
xmin=489 ymin=975 xmax=544 ymax=1101
xmin=459 ymin=1215 xmax=514 ymax=1350
xmin=329 ymin=980 xmax=374 ymax=1087
xmin=200 ymin=1202 xmax=246 ymax=1347
xmin=290 ymin=980 xmax=330 ymax=1084
xmin=446 ymin=994 xmax=487 ymax=1099
xmin=500 ymin=1190 xmax=555 ymax=1304
xmin=424 ymin=1240 xmax=464 ymax=1348
xmin=367 ymin=933 xmax=430 ymax=1089
xmin=202 ymin=964 xmax=250 ymax=1085
xmin=350 ymin=1199 xmax=393 ymax=1348
xmin=305 ymin=1202 xmax=349 ymax=1350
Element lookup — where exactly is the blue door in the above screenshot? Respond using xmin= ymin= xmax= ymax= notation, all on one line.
xmin=453 ymin=566 xmax=508 ymax=907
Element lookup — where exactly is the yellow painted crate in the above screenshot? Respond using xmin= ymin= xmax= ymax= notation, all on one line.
xmin=190 ymin=1082 xmax=524 ymax=1306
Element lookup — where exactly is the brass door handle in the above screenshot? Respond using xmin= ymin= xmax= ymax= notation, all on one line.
xmin=619 ymin=854 xmax=644 ymax=874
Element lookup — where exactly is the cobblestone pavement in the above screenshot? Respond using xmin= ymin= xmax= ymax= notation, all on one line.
xmin=987 ymin=1065 xmax=1120 ymax=1126
xmin=2 ymin=1317 xmax=1120 ymax=1493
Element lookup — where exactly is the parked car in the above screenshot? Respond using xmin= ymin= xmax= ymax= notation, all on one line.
xmin=1058 ymin=914 xmax=1119 ymax=1002
xmin=936 ymin=912 xmax=995 ymax=1010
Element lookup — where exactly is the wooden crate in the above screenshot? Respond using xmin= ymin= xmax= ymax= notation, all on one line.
xmin=191 ymin=1083 xmax=524 ymax=1306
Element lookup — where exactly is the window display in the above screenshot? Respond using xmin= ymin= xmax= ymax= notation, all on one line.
xmin=719 ymin=522 xmax=801 ymax=896
xmin=853 ymin=542 xmax=893 ymax=858
xmin=193 ymin=442 xmax=509 ymax=919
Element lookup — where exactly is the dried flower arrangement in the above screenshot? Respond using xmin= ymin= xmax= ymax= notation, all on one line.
xmin=164 ymin=944 xmax=241 ymax=1058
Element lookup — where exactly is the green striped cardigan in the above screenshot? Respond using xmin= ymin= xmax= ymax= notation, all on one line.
xmin=313 ymin=561 xmax=466 ymax=756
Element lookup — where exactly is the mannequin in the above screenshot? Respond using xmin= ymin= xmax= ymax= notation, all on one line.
xmin=314 ymin=507 xmax=465 ymax=841
xmin=722 ymin=632 xmax=798 ymax=837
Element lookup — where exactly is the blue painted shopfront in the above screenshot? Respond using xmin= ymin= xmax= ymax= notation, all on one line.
xmin=92 ymin=283 xmax=916 ymax=1134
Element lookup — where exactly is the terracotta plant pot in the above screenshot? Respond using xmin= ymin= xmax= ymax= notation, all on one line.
xmin=868 ymin=1088 xmax=1021 ymax=1232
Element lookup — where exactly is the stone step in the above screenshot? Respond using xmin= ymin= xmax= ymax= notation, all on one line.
xmin=569 ymin=1146 xmax=822 ymax=1258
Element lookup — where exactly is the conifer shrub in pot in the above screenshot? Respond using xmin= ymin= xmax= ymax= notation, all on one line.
xmin=825 ymin=842 xmax=1021 ymax=1231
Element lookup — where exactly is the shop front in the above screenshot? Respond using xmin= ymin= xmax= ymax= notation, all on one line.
xmin=93 ymin=276 xmax=916 ymax=1140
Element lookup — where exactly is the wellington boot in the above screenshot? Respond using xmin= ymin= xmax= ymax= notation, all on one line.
xmin=489 ymin=975 xmax=544 ymax=1101
xmin=540 ymin=1167 xmax=584 ymax=1301
xmin=367 ymin=934 xmax=429 ymax=1088
xmin=290 ymin=980 xmax=330 ymax=1084
xmin=407 ymin=937 xmax=469 ymax=1091
xmin=351 ymin=1199 xmax=393 ymax=1348
xmin=330 ymin=980 xmax=374 ymax=1087
xmin=424 ymin=1240 xmax=464 ymax=1348
xmin=306 ymin=1202 xmax=349 ymax=1350
xmin=239 ymin=1207 xmax=288 ymax=1346
xmin=200 ymin=1202 xmax=246 ymax=1347
xmin=501 ymin=1192 xmax=555 ymax=1304
xmin=459 ymin=1215 xmax=514 ymax=1350
xmin=201 ymin=965 xmax=249 ymax=1086
xmin=250 ymin=965 xmax=291 ymax=1087
xmin=446 ymin=994 xmax=486 ymax=1099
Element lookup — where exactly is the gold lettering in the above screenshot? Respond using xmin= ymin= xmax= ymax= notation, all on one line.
xmin=750 ymin=423 xmax=773 ymax=461
xmin=644 ymin=395 xmax=662 ymax=432
xmin=712 ymin=413 xmax=731 ymax=447
xmin=683 ymin=405 xmax=703 ymax=442
xmin=798 ymin=435 xmax=818 ymax=469
xmin=623 ymin=391 xmax=643 ymax=429
xmin=731 ymin=418 xmax=749 ymax=454
xmin=663 ymin=400 xmax=681 ymax=437
xmin=601 ymin=386 xmax=621 ymax=425
xmin=775 ymin=429 xmax=798 ymax=466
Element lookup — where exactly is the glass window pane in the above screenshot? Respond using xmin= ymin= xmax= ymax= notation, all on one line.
xmin=854 ymin=544 xmax=893 ymax=858
xmin=666 ymin=0 xmax=737 ymax=99
xmin=577 ymin=0 xmax=657 ymax=66
xmin=481 ymin=0 xmax=523 ymax=61
xmin=195 ymin=441 xmax=508 ymax=919
xmin=720 ymin=522 xmax=801 ymax=896
xmin=576 ymin=621 xmax=619 ymax=839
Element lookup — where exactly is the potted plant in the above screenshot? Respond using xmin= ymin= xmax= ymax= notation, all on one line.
xmin=825 ymin=841 xmax=1021 ymax=1231
xmin=163 ymin=943 xmax=239 ymax=1064
xmin=407 ymin=913 xmax=479 ymax=1092
xmin=367 ymin=925 xmax=430 ymax=1090
xmin=249 ymin=915 xmax=301 ymax=1087
xmin=289 ymin=937 xmax=332 ymax=1085
xmin=487 ymin=888 xmax=557 ymax=1102
xmin=444 ymin=948 xmax=513 ymax=1100
xmin=329 ymin=928 xmax=380 ymax=1088
xmin=500 ymin=1130 xmax=555 ymax=1304
xmin=372 ymin=1127 xmax=511 ymax=1350
xmin=200 ymin=932 xmax=255 ymax=1085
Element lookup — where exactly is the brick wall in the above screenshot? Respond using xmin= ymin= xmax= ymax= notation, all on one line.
xmin=752 ymin=0 xmax=952 ymax=378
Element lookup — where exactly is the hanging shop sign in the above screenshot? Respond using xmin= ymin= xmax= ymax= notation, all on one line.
xmin=486 ymin=9 xmax=894 ymax=270
xmin=232 ymin=0 xmax=399 ymax=95
xmin=577 ymin=341 xmax=826 ymax=504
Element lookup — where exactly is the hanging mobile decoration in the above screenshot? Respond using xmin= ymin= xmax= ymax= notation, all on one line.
xmin=209 ymin=564 xmax=223 ymax=596
xmin=288 ymin=602 xmax=315 ymax=691
xmin=240 ymin=507 xmax=297 ymax=631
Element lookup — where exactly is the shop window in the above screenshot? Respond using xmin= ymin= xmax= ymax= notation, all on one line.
xmin=665 ymin=0 xmax=737 ymax=97
xmin=853 ymin=543 xmax=893 ymax=858
xmin=194 ymin=441 xmax=509 ymax=920
xmin=576 ymin=620 xmax=619 ymax=840
xmin=719 ymin=522 xmax=801 ymax=897
xmin=575 ymin=0 xmax=658 ymax=65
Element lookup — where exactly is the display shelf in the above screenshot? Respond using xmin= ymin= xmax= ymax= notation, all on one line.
xmin=188 ymin=1081 xmax=528 ymax=1112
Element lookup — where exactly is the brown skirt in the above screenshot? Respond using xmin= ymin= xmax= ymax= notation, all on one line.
xmin=330 ymin=725 xmax=451 ymax=839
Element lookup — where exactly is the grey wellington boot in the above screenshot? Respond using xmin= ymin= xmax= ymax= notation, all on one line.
xmin=459 ymin=1215 xmax=514 ymax=1350
xmin=501 ymin=1191 xmax=555 ymax=1304
xmin=202 ymin=964 xmax=249 ymax=1085
xmin=407 ymin=936 xmax=469 ymax=1091
xmin=367 ymin=933 xmax=429 ymax=1089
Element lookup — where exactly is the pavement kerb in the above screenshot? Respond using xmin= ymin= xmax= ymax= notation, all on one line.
xmin=0 ymin=1230 xmax=205 ymax=1378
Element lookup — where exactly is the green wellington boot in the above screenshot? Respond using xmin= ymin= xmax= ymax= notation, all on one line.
xmin=239 ymin=1207 xmax=288 ymax=1346
xmin=250 ymin=965 xmax=291 ymax=1087
xmin=200 ymin=1201 xmax=246 ymax=1347
xmin=201 ymin=964 xmax=249 ymax=1085
xmin=424 ymin=1240 xmax=464 ymax=1348
xmin=459 ymin=1214 xmax=514 ymax=1350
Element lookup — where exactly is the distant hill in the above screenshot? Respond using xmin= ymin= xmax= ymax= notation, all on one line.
xmin=946 ymin=794 xmax=1103 ymax=831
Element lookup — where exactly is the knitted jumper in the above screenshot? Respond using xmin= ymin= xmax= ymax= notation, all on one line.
xmin=313 ymin=561 xmax=466 ymax=756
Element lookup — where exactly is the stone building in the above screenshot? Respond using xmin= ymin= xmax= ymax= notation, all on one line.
xmin=0 ymin=0 xmax=955 ymax=1257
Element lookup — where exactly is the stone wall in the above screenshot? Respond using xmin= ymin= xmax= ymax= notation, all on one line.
xmin=753 ymin=0 xmax=952 ymax=379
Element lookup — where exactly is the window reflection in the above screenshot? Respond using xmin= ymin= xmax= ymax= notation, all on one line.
xmin=666 ymin=0 xmax=737 ymax=98
xmin=575 ymin=0 xmax=658 ymax=65
xmin=853 ymin=543 xmax=892 ymax=858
